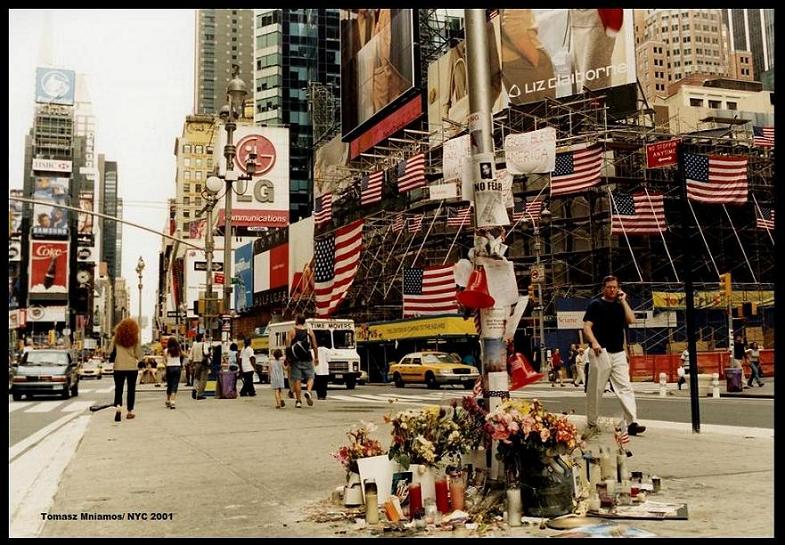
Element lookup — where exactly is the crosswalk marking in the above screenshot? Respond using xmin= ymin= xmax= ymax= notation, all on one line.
xmin=61 ymin=401 xmax=95 ymax=413
xmin=9 ymin=402 xmax=27 ymax=413
xmin=24 ymin=401 xmax=65 ymax=413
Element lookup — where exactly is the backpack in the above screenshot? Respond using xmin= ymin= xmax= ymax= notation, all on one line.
xmin=290 ymin=330 xmax=311 ymax=361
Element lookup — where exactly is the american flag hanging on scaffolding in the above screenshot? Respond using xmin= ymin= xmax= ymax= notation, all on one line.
xmin=756 ymin=207 xmax=774 ymax=230
xmin=408 ymin=213 xmax=424 ymax=233
xmin=392 ymin=213 xmax=405 ymax=233
xmin=512 ymin=200 xmax=543 ymax=223
xmin=752 ymin=126 xmax=774 ymax=148
xmin=360 ymin=170 xmax=384 ymax=205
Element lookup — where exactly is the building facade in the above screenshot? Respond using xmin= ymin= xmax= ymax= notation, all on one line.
xmin=722 ymin=9 xmax=774 ymax=90
xmin=98 ymin=155 xmax=121 ymax=281
xmin=253 ymin=8 xmax=341 ymax=222
xmin=174 ymin=115 xmax=216 ymax=235
xmin=194 ymin=9 xmax=255 ymax=115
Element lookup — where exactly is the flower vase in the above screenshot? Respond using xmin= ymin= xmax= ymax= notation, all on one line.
xmin=344 ymin=471 xmax=364 ymax=507
xmin=410 ymin=465 xmax=437 ymax=502
xmin=519 ymin=451 xmax=574 ymax=518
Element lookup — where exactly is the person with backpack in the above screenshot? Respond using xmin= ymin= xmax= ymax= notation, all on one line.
xmin=286 ymin=315 xmax=319 ymax=408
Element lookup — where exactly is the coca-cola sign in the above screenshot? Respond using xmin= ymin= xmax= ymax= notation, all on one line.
xmin=29 ymin=240 xmax=69 ymax=299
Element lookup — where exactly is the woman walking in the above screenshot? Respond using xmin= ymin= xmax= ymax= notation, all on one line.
xmin=108 ymin=318 xmax=142 ymax=421
xmin=164 ymin=337 xmax=183 ymax=409
xmin=747 ymin=342 xmax=764 ymax=387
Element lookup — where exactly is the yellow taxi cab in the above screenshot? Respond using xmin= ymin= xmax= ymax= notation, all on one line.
xmin=388 ymin=351 xmax=480 ymax=390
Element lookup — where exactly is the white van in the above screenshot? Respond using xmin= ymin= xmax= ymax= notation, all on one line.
xmin=266 ymin=319 xmax=361 ymax=389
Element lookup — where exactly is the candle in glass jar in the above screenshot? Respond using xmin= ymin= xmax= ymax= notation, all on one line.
xmin=408 ymin=482 xmax=423 ymax=519
xmin=435 ymin=478 xmax=450 ymax=513
xmin=506 ymin=488 xmax=522 ymax=526
xmin=449 ymin=472 xmax=465 ymax=511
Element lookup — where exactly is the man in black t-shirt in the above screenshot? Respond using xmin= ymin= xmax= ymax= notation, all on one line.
xmin=582 ymin=275 xmax=646 ymax=439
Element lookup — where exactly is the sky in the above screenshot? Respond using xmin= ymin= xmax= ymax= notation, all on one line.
xmin=9 ymin=9 xmax=196 ymax=343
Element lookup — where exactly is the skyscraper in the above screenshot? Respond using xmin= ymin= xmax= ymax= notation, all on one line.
xmin=193 ymin=9 xmax=255 ymax=115
xmin=723 ymin=9 xmax=774 ymax=90
xmin=253 ymin=9 xmax=341 ymax=222
xmin=98 ymin=155 xmax=121 ymax=280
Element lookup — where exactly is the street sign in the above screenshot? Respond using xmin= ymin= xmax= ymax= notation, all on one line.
xmin=214 ymin=273 xmax=225 ymax=285
xmin=167 ymin=311 xmax=184 ymax=318
xmin=194 ymin=261 xmax=223 ymax=272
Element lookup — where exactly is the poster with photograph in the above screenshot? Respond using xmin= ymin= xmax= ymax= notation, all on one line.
xmin=28 ymin=240 xmax=69 ymax=298
xmin=32 ymin=176 xmax=69 ymax=236
xmin=78 ymin=191 xmax=94 ymax=235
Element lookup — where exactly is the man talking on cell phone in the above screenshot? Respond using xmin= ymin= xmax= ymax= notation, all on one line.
xmin=581 ymin=275 xmax=646 ymax=440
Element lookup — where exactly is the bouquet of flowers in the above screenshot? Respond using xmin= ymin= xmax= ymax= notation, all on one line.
xmin=484 ymin=398 xmax=583 ymax=477
xmin=385 ymin=406 xmax=465 ymax=469
xmin=331 ymin=421 xmax=386 ymax=475
xmin=451 ymin=395 xmax=490 ymax=451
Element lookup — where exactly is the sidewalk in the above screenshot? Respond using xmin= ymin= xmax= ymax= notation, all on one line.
xmin=28 ymin=384 xmax=773 ymax=538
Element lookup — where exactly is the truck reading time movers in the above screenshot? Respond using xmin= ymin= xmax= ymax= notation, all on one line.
xmin=266 ymin=319 xmax=361 ymax=389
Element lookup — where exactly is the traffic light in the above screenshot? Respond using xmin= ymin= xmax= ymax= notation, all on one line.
xmin=719 ymin=273 xmax=732 ymax=298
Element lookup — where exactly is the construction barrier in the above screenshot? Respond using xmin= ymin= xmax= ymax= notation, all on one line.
xmin=629 ymin=349 xmax=774 ymax=382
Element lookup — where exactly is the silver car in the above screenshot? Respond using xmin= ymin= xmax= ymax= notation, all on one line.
xmin=11 ymin=349 xmax=80 ymax=401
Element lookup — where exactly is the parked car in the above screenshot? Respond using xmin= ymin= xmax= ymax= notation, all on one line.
xmin=79 ymin=358 xmax=103 ymax=380
xmin=388 ymin=351 xmax=480 ymax=389
xmin=10 ymin=349 xmax=80 ymax=400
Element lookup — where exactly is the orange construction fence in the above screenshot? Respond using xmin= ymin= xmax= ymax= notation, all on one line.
xmin=629 ymin=349 xmax=774 ymax=382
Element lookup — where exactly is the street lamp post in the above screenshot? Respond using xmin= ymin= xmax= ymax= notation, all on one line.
xmin=206 ymin=64 xmax=256 ymax=341
xmin=525 ymin=207 xmax=550 ymax=372
xmin=135 ymin=256 xmax=145 ymax=326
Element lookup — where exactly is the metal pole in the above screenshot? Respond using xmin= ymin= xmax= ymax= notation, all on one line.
xmin=137 ymin=275 xmax=143 ymax=327
xmin=222 ymin=118 xmax=236 ymax=339
xmin=677 ymin=143 xmax=701 ymax=433
xmin=205 ymin=194 xmax=215 ymax=342
xmin=535 ymin=228 xmax=545 ymax=371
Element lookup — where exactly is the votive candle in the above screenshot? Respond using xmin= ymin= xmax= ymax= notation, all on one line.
xmin=435 ymin=478 xmax=450 ymax=513
xmin=408 ymin=482 xmax=423 ymax=519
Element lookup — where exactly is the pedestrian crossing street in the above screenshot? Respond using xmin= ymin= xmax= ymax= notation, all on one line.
xmin=9 ymin=384 xmax=589 ymax=414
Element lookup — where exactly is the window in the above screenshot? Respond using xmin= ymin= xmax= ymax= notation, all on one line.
xmin=195 ymin=171 xmax=204 ymax=180
xmin=183 ymin=144 xmax=192 ymax=153
xmin=184 ymin=171 xmax=192 ymax=180
xmin=195 ymin=184 xmax=202 ymax=193
xmin=708 ymin=100 xmax=721 ymax=108
xmin=184 ymin=158 xmax=191 ymax=167
xmin=726 ymin=101 xmax=737 ymax=110
xmin=183 ymin=211 xmax=190 ymax=218
xmin=195 ymin=145 xmax=204 ymax=154
xmin=206 ymin=146 xmax=213 ymax=154
xmin=690 ymin=98 xmax=704 ymax=107
xmin=183 ymin=196 xmax=190 ymax=205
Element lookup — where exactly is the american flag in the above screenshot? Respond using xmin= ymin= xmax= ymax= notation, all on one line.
xmin=614 ymin=427 xmax=630 ymax=449
xmin=188 ymin=219 xmax=206 ymax=239
xmin=408 ymin=213 xmax=424 ymax=233
xmin=611 ymin=191 xmax=667 ymax=235
xmin=393 ymin=153 xmax=426 ymax=193
xmin=314 ymin=193 xmax=333 ymax=226
xmin=392 ymin=213 xmax=405 ymax=233
xmin=752 ymin=126 xmax=774 ymax=148
xmin=685 ymin=153 xmax=748 ymax=204
xmin=512 ymin=200 xmax=543 ymax=223
xmin=447 ymin=205 xmax=472 ymax=227
xmin=550 ymin=144 xmax=603 ymax=196
xmin=756 ymin=207 xmax=775 ymax=230
xmin=472 ymin=376 xmax=483 ymax=398
xmin=361 ymin=170 xmax=384 ymax=205
xmin=402 ymin=265 xmax=458 ymax=317
xmin=313 ymin=219 xmax=364 ymax=317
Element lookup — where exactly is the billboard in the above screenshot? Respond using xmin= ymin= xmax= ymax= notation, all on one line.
xmin=340 ymin=9 xmax=417 ymax=138
xmin=253 ymin=242 xmax=289 ymax=307
xmin=234 ymin=242 xmax=254 ymax=313
xmin=214 ymin=126 xmax=290 ymax=231
xmin=36 ymin=67 xmax=76 ymax=106
xmin=9 ymin=189 xmax=23 ymax=237
xmin=31 ymin=176 xmax=69 ymax=237
xmin=29 ymin=240 xmax=69 ymax=300
xmin=77 ymin=191 xmax=94 ymax=241
xmin=289 ymin=217 xmax=315 ymax=301
xmin=427 ymin=9 xmax=635 ymax=138
xmin=9 ymin=261 xmax=22 ymax=310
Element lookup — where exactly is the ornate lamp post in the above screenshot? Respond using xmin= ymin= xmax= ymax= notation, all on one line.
xmin=205 ymin=65 xmax=256 ymax=340
xmin=135 ymin=256 xmax=145 ymax=326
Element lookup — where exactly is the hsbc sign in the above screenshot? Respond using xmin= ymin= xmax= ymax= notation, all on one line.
xmin=215 ymin=126 xmax=290 ymax=228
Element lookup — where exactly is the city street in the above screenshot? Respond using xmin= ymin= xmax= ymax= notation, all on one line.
xmin=9 ymin=379 xmax=774 ymax=538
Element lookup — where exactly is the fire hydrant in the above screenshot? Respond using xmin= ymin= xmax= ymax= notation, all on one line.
xmin=711 ymin=373 xmax=720 ymax=398
xmin=659 ymin=372 xmax=667 ymax=397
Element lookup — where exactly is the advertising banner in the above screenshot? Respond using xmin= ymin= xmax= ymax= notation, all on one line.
xmin=77 ymin=191 xmax=94 ymax=242
xmin=427 ymin=10 xmax=635 ymax=138
xmin=288 ymin=217 xmax=315 ymax=300
xmin=651 ymin=290 xmax=774 ymax=310
xmin=32 ymin=176 xmax=69 ymax=237
xmin=340 ymin=9 xmax=416 ymax=138
xmin=9 ymin=240 xmax=22 ymax=262
xmin=36 ymin=67 xmax=76 ymax=106
xmin=253 ymin=243 xmax=289 ymax=295
xmin=9 ymin=189 xmax=23 ymax=237
xmin=234 ymin=242 xmax=254 ymax=312
xmin=28 ymin=240 xmax=69 ymax=299
xmin=214 ymin=126 xmax=290 ymax=230
xmin=355 ymin=315 xmax=477 ymax=343
xmin=32 ymin=158 xmax=73 ymax=173
xmin=26 ymin=305 xmax=67 ymax=323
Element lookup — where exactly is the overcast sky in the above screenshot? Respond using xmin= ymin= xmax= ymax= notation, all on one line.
xmin=9 ymin=9 xmax=196 ymax=343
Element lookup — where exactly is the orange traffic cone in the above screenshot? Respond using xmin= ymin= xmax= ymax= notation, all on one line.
xmin=508 ymin=352 xmax=544 ymax=390
xmin=456 ymin=267 xmax=495 ymax=310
